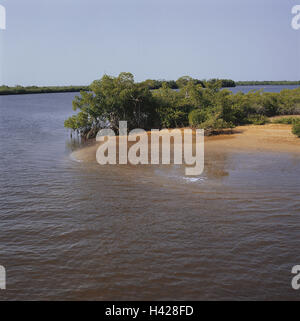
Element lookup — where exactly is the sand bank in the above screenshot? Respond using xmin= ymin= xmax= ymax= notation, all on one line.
xmin=207 ymin=124 xmax=300 ymax=154
xmin=71 ymin=124 xmax=300 ymax=162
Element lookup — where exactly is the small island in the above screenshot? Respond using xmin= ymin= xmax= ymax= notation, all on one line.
xmin=64 ymin=72 xmax=300 ymax=139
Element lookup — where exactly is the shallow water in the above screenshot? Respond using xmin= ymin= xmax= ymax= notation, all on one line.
xmin=0 ymin=92 xmax=300 ymax=300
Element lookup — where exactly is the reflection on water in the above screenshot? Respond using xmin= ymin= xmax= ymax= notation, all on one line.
xmin=0 ymin=92 xmax=300 ymax=300
xmin=66 ymin=136 xmax=83 ymax=152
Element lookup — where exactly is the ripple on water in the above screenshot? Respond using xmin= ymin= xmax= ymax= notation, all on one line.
xmin=1 ymin=93 xmax=300 ymax=300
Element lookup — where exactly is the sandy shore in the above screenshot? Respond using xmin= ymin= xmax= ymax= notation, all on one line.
xmin=71 ymin=124 xmax=300 ymax=162
xmin=206 ymin=124 xmax=300 ymax=154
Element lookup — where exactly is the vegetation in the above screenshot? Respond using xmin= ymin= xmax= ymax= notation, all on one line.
xmin=0 ymin=85 xmax=89 ymax=95
xmin=246 ymin=115 xmax=269 ymax=125
xmin=139 ymin=79 xmax=178 ymax=90
xmin=292 ymin=123 xmax=300 ymax=137
xmin=188 ymin=109 xmax=208 ymax=127
xmin=218 ymin=79 xmax=236 ymax=88
xmin=64 ymin=72 xmax=300 ymax=138
xmin=140 ymin=77 xmax=236 ymax=90
xmin=236 ymin=81 xmax=300 ymax=86
xmin=0 ymin=77 xmax=235 ymax=96
xmin=64 ymin=73 xmax=158 ymax=138
xmin=272 ymin=116 xmax=300 ymax=138
xmin=271 ymin=117 xmax=300 ymax=125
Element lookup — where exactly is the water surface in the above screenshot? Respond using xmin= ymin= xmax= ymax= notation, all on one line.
xmin=228 ymin=84 xmax=300 ymax=93
xmin=0 ymin=91 xmax=300 ymax=300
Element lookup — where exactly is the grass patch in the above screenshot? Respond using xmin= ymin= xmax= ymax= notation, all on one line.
xmin=246 ymin=115 xmax=269 ymax=125
xmin=292 ymin=123 xmax=300 ymax=137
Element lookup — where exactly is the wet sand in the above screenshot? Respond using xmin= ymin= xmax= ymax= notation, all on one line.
xmin=72 ymin=124 xmax=300 ymax=162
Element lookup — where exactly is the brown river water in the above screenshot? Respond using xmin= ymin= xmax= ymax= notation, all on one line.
xmin=0 ymin=91 xmax=300 ymax=300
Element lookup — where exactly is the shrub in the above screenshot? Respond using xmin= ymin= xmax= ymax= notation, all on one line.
xmin=188 ymin=109 xmax=208 ymax=127
xmin=199 ymin=116 xmax=234 ymax=131
xmin=292 ymin=123 xmax=300 ymax=137
xmin=246 ymin=115 xmax=269 ymax=125
xmin=272 ymin=117 xmax=300 ymax=125
xmin=188 ymin=108 xmax=236 ymax=131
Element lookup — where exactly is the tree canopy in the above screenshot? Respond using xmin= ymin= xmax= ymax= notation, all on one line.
xmin=65 ymin=72 xmax=300 ymax=137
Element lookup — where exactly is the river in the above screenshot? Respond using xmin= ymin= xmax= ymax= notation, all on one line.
xmin=0 ymin=86 xmax=300 ymax=300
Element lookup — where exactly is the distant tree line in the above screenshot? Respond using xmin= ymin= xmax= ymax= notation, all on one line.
xmin=0 ymin=77 xmax=236 ymax=96
xmin=64 ymin=72 xmax=300 ymax=138
xmin=140 ymin=77 xmax=236 ymax=90
xmin=3 ymin=80 xmax=300 ymax=96
xmin=236 ymin=81 xmax=300 ymax=86
xmin=0 ymin=85 xmax=90 ymax=95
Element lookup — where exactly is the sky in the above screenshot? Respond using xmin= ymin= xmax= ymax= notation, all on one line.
xmin=0 ymin=0 xmax=299 ymax=86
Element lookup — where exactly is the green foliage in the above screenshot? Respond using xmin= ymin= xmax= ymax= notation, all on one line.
xmin=200 ymin=117 xmax=234 ymax=131
xmin=188 ymin=109 xmax=208 ymax=127
xmin=205 ymin=78 xmax=236 ymax=88
xmin=1 ymin=76 xmax=235 ymax=96
xmin=272 ymin=117 xmax=300 ymax=125
xmin=292 ymin=123 xmax=300 ymax=137
xmin=176 ymin=76 xmax=203 ymax=88
xmin=139 ymin=79 xmax=178 ymax=90
xmin=246 ymin=115 xmax=269 ymax=125
xmin=186 ymin=82 xmax=235 ymax=131
xmin=220 ymin=79 xmax=236 ymax=88
xmin=64 ymin=72 xmax=158 ymax=137
xmin=153 ymin=83 xmax=192 ymax=128
xmin=64 ymin=73 xmax=300 ymax=138
xmin=139 ymin=77 xmax=235 ymax=90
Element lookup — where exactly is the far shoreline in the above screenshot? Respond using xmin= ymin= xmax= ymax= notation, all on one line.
xmin=0 ymin=86 xmax=89 ymax=96
xmin=2 ymin=82 xmax=300 ymax=96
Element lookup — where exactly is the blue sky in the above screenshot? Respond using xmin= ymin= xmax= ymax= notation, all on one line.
xmin=0 ymin=0 xmax=299 ymax=85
